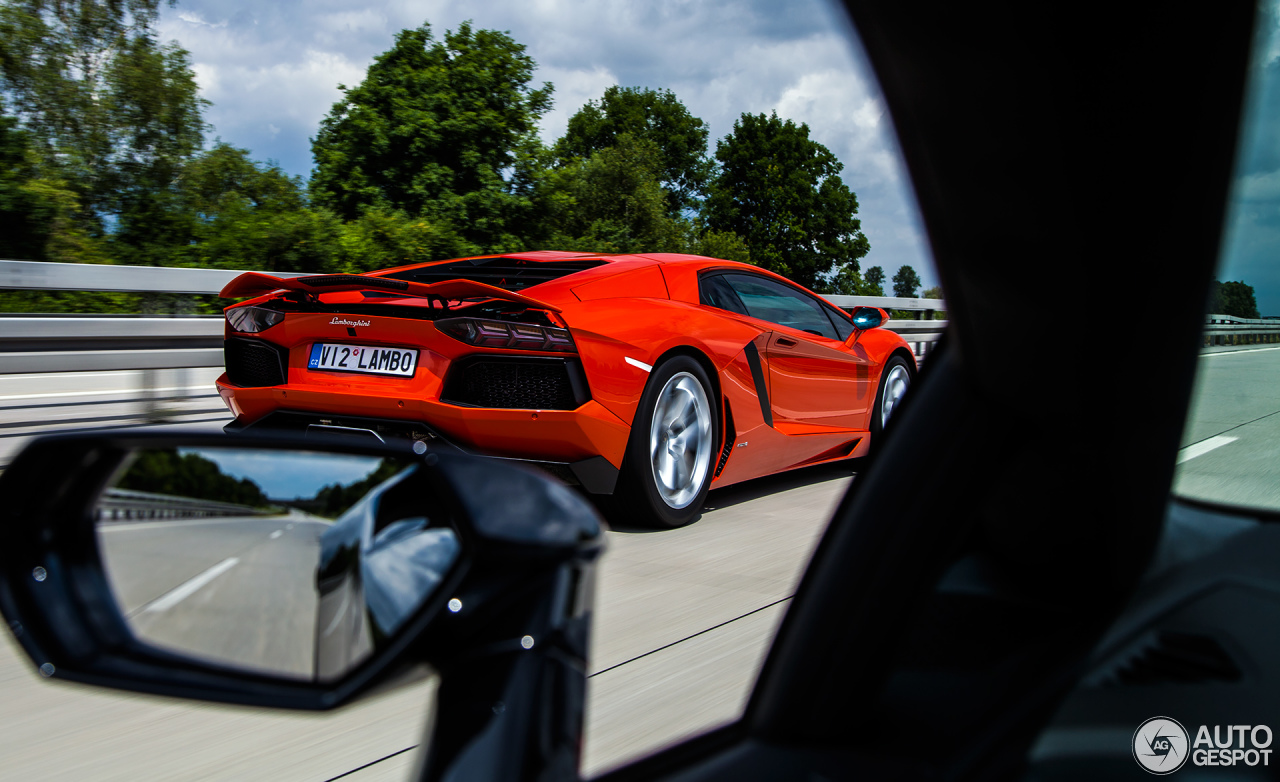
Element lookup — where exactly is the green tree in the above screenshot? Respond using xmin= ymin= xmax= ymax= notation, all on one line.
xmin=703 ymin=112 xmax=869 ymax=291
xmin=310 ymin=22 xmax=552 ymax=254
xmin=921 ymin=285 xmax=944 ymax=299
xmin=312 ymin=459 xmax=403 ymax=518
xmin=118 ymin=448 xmax=270 ymax=508
xmin=336 ymin=205 xmax=471 ymax=273
xmin=554 ymin=86 xmax=712 ymax=214
xmin=0 ymin=111 xmax=58 ymax=258
xmin=822 ymin=264 xmax=867 ymax=295
xmin=1209 ymin=280 xmax=1260 ymax=319
xmin=892 ymin=265 xmax=922 ymax=297
xmin=178 ymin=142 xmax=341 ymax=273
xmin=0 ymin=0 xmax=206 ymax=243
xmin=863 ymin=265 xmax=885 ymax=296
xmin=543 ymin=133 xmax=687 ymax=254
xmin=688 ymin=228 xmax=751 ymax=265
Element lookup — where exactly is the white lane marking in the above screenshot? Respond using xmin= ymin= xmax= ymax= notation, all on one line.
xmin=0 ymin=385 xmax=216 ymax=402
xmin=1177 ymin=435 xmax=1239 ymax=464
xmin=269 ymin=529 xmax=284 ymax=540
xmin=1203 ymin=346 xmax=1280 ymax=356
xmin=625 ymin=357 xmax=653 ymax=373
xmin=0 ymin=371 xmax=137 ymax=380
xmin=144 ymin=557 xmax=239 ymax=613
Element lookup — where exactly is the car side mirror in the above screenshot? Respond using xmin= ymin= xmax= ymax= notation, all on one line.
xmin=0 ymin=431 xmax=603 ymax=782
xmin=851 ymin=306 xmax=885 ymax=330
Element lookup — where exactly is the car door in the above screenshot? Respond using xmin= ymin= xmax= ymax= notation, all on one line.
xmin=715 ymin=272 xmax=873 ymax=431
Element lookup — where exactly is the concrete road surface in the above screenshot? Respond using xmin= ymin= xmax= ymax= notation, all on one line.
xmin=1174 ymin=346 xmax=1280 ymax=511
xmin=100 ymin=513 xmax=330 ymax=680
xmin=2 ymin=344 xmax=1277 ymax=779
xmin=0 ymin=456 xmax=849 ymax=780
xmin=0 ymin=368 xmax=229 ymax=467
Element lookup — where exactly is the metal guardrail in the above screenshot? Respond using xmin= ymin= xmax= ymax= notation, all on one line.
xmin=96 ymin=488 xmax=278 ymax=521
xmin=0 ymin=259 xmax=305 ymax=294
xmin=0 ymin=259 xmax=951 ymax=372
xmin=0 ymin=316 xmax=223 ymax=373
xmin=1203 ymin=314 xmax=1280 ymax=346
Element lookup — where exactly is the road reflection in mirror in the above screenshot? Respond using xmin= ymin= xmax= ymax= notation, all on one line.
xmin=94 ymin=447 xmax=460 ymax=682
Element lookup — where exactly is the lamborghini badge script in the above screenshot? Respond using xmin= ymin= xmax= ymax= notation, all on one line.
xmin=330 ymin=317 xmax=371 ymax=328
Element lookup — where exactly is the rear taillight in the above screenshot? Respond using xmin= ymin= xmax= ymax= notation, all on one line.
xmin=226 ymin=305 xmax=284 ymax=334
xmin=436 ymin=317 xmax=576 ymax=353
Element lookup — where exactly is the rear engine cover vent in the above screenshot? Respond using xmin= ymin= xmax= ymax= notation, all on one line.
xmin=388 ymin=258 xmax=605 ymax=291
xmin=1098 ymin=631 xmax=1242 ymax=687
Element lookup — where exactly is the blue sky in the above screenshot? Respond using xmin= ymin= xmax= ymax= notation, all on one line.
xmin=1220 ymin=3 xmax=1280 ymax=316
xmin=155 ymin=0 xmax=939 ymax=292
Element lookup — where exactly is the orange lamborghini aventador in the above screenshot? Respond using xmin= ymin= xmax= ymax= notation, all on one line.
xmin=217 ymin=252 xmax=916 ymax=527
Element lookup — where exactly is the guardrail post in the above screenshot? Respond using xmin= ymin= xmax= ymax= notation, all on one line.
xmin=141 ymin=369 xmax=160 ymax=421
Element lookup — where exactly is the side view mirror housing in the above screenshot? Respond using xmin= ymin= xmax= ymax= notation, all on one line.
xmin=851 ymin=306 xmax=887 ymax=331
xmin=0 ymin=431 xmax=604 ymax=782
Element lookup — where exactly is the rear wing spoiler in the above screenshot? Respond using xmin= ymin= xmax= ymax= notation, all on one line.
xmin=220 ymin=272 xmax=562 ymax=313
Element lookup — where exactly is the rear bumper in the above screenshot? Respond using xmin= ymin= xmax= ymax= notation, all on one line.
xmin=218 ymin=377 xmax=629 ymax=494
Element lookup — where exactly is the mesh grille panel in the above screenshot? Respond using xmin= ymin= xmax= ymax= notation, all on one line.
xmin=390 ymin=259 xmax=604 ymax=291
xmin=444 ymin=359 xmax=580 ymax=410
xmin=225 ymin=338 xmax=286 ymax=387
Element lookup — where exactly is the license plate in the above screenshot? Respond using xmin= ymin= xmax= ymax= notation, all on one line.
xmin=308 ymin=343 xmax=418 ymax=377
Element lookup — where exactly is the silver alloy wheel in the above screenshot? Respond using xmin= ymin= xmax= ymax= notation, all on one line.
xmin=648 ymin=371 xmax=713 ymax=509
xmin=880 ymin=364 xmax=911 ymax=429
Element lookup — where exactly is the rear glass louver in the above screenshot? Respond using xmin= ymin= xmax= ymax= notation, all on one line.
xmin=1098 ymin=631 xmax=1242 ymax=687
xmin=386 ymin=258 xmax=605 ymax=291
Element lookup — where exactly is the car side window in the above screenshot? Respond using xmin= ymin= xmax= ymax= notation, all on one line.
xmin=699 ymin=273 xmax=750 ymax=316
xmin=825 ymin=305 xmax=855 ymax=342
xmin=722 ymin=273 xmax=840 ymax=340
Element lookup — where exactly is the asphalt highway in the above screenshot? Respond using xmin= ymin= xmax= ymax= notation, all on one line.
xmin=1173 ymin=345 xmax=1280 ymax=511
xmin=1 ymin=344 xmax=1275 ymax=779
xmin=100 ymin=512 xmax=330 ymax=680
xmin=0 ymin=369 xmax=847 ymax=779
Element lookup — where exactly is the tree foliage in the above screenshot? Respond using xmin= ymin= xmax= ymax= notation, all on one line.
xmin=0 ymin=0 xmax=206 ymax=240
xmin=0 ymin=13 xmax=880 ymax=315
xmin=892 ymin=265 xmax=921 ymax=297
xmin=0 ymin=111 xmax=59 ymax=258
xmin=1209 ymin=280 xmax=1260 ymax=319
xmin=543 ymin=133 xmax=686 ymax=254
xmin=703 ymin=112 xmax=868 ymax=291
xmin=312 ymin=459 xmax=402 ymax=518
xmin=863 ymin=265 xmax=885 ymax=296
xmin=555 ymin=86 xmax=712 ymax=214
xmin=310 ymin=22 xmax=551 ymax=253
xmin=118 ymin=448 xmax=270 ymax=507
xmin=178 ymin=142 xmax=340 ymax=273
xmin=335 ymin=205 xmax=470 ymax=273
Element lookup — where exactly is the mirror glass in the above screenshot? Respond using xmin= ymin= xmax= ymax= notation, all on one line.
xmin=852 ymin=307 xmax=883 ymax=330
xmin=94 ymin=447 xmax=460 ymax=682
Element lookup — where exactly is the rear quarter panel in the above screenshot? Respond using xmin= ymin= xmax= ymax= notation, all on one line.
xmin=562 ymin=298 xmax=765 ymax=428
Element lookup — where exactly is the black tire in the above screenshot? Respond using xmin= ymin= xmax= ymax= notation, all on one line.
xmin=870 ymin=354 xmax=913 ymax=444
xmin=611 ymin=355 xmax=719 ymax=528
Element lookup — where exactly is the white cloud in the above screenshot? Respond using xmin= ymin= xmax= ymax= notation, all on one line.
xmin=1238 ymin=168 xmax=1280 ymax=201
xmin=156 ymin=0 xmax=935 ymax=287
xmin=176 ymin=11 xmax=226 ymax=29
xmin=536 ymin=65 xmax=619 ymax=145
